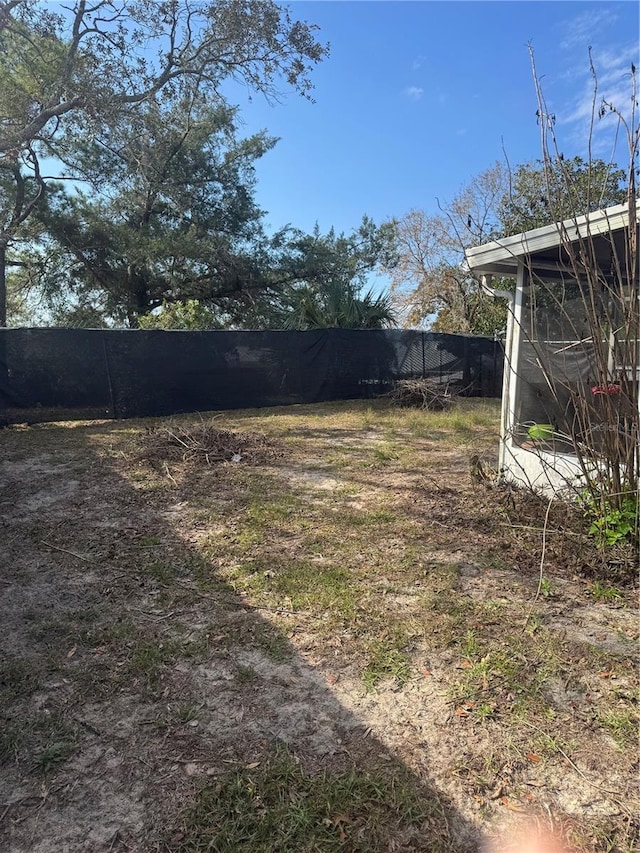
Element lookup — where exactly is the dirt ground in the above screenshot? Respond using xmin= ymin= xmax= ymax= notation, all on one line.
xmin=0 ymin=400 xmax=638 ymax=852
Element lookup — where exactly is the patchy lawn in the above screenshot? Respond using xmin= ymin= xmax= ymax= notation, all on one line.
xmin=0 ymin=399 xmax=637 ymax=853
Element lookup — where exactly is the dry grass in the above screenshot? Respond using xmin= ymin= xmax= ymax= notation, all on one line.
xmin=0 ymin=398 xmax=638 ymax=853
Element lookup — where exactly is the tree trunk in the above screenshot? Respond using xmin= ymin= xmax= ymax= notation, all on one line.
xmin=0 ymin=242 xmax=7 ymax=327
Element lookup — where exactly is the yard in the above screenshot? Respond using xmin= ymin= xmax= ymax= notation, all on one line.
xmin=0 ymin=399 xmax=637 ymax=852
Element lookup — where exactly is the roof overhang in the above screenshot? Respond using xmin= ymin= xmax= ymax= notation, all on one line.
xmin=465 ymin=201 xmax=640 ymax=279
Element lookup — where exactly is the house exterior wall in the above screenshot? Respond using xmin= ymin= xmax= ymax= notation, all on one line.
xmin=500 ymin=263 xmax=588 ymax=494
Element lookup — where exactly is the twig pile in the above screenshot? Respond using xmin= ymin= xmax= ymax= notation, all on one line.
xmin=141 ymin=421 xmax=282 ymax=466
xmin=387 ymin=379 xmax=456 ymax=411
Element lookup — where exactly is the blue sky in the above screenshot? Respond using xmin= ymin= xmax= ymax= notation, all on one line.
xmin=226 ymin=0 xmax=640 ymax=239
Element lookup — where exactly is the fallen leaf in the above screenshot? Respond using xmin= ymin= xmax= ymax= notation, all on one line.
xmin=459 ymin=660 xmax=473 ymax=669
xmin=326 ymin=674 xmax=339 ymax=685
xmin=454 ymin=707 xmax=469 ymax=717
xmin=525 ymin=753 xmax=541 ymax=763
xmin=599 ymin=670 xmax=612 ymax=678
xmin=500 ymin=796 xmax=527 ymax=813
xmin=421 ymin=668 xmax=432 ymax=677
xmin=333 ymin=814 xmax=352 ymax=842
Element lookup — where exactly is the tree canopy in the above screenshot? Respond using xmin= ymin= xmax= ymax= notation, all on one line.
xmin=388 ymin=163 xmax=509 ymax=334
xmin=0 ymin=0 xmax=328 ymax=325
xmin=388 ymin=157 xmax=628 ymax=334
xmin=0 ymin=0 xmax=327 ymax=158
xmin=499 ymin=156 xmax=626 ymax=235
xmin=36 ymin=95 xmax=277 ymax=326
xmin=0 ymin=1 xmax=397 ymax=332
xmin=133 ymin=217 xmax=398 ymax=331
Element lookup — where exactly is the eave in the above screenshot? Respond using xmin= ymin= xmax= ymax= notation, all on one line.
xmin=465 ymin=201 xmax=639 ymax=278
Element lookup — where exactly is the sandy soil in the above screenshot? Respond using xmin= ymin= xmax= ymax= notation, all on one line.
xmin=0 ymin=406 xmax=637 ymax=852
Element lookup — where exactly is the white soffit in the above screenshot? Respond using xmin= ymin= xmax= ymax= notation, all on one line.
xmin=465 ymin=201 xmax=638 ymax=276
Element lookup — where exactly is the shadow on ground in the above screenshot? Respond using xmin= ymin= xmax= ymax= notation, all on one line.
xmin=0 ymin=419 xmax=482 ymax=852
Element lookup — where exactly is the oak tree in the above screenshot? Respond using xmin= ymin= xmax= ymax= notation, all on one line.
xmin=0 ymin=0 xmax=327 ymax=324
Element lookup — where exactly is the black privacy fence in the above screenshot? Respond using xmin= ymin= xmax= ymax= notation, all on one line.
xmin=0 ymin=328 xmax=503 ymax=425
